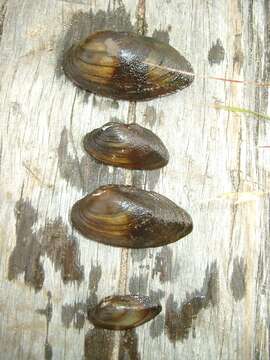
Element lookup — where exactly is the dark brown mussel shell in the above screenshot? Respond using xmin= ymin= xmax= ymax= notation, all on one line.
xmin=88 ymin=295 xmax=162 ymax=330
xmin=63 ymin=30 xmax=194 ymax=101
xmin=71 ymin=185 xmax=193 ymax=248
xmin=83 ymin=122 xmax=169 ymax=170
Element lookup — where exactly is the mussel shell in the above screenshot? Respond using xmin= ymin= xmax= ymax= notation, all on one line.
xmin=88 ymin=295 xmax=162 ymax=330
xmin=63 ymin=31 xmax=194 ymax=101
xmin=83 ymin=122 xmax=169 ymax=170
xmin=71 ymin=185 xmax=193 ymax=248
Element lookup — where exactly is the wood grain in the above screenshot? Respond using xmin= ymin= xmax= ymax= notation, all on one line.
xmin=0 ymin=0 xmax=269 ymax=359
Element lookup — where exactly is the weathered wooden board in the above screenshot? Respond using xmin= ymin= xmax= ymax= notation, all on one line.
xmin=0 ymin=0 xmax=269 ymax=359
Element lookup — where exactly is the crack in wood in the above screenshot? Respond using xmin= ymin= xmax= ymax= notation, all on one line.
xmin=114 ymin=2 xmax=147 ymax=359
xmin=36 ymin=291 xmax=53 ymax=360
xmin=117 ymin=0 xmax=148 ymax=299
xmin=136 ymin=0 xmax=147 ymax=36
xmin=0 ymin=0 xmax=7 ymax=43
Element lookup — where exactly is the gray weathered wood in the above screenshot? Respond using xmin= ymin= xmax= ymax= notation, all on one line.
xmin=0 ymin=0 xmax=269 ymax=359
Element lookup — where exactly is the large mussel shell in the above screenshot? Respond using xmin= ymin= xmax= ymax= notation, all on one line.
xmin=83 ymin=122 xmax=169 ymax=170
xmin=71 ymin=185 xmax=193 ymax=248
xmin=63 ymin=31 xmax=194 ymax=101
xmin=88 ymin=295 xmax=162 ymax=330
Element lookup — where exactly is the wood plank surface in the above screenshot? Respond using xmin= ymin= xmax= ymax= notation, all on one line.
xmin=0 ymin=0 xmax=269 ymax=359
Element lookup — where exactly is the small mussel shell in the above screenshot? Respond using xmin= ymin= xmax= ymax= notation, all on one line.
xmin=88 ymin=295 xmax=162 ymax=330
xmin=83 ymin=122 xmax=169 ymax=170
xmin=63 ymin=31 xmax=194 ymax=101
xmin=71 ymin=185 xmax=193 ymax=248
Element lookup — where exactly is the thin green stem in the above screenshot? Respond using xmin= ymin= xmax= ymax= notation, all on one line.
xmin=211 ymin=103 xmax=270 ymax=121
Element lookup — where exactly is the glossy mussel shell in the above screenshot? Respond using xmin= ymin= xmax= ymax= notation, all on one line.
xmin=71 ymin=185 xmax=193 ymax=248
xmin=63 ymin=30 xmax=194 ymax=101
xmin=88 ymin=295 xmax=162 ymax=330
xmin=83 ymin=122 xmax=169 ymax=170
